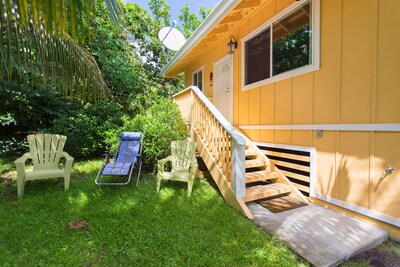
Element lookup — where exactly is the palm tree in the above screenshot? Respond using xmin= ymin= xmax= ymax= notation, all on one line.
xmin=0 ymin=0 xmax=122 ymax=102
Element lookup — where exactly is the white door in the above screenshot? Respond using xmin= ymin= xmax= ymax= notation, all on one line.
xmin=214 ymin=55 xmax=233 ymax=124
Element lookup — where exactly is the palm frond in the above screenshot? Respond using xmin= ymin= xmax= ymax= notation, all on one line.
xmin=0 ymin=6 xmax=109 ymax=102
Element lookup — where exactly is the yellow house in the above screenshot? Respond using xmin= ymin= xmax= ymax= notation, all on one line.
xmin=162 ymin=0 xmax=400 ymax=238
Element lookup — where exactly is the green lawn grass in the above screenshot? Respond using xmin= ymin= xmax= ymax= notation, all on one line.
xmin=0 ymin=159 xmax=308 ymax=266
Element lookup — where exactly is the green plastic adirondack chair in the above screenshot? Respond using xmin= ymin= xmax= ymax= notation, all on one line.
xmin=15 ymin=134 xmax=74 ymax=197
xmin=157 ymin=140 xmax=198 ymax=196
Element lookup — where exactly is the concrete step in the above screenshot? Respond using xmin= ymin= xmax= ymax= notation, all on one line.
xmin=246 ymin=171 xmax=279 ymax=184
xmin=247 ymin=202 xmax=388 ymax=267
xmin=245 ymin=159 xmax=266 ymax=169
xmin=243 ymin=183 xmax=291 ymax=202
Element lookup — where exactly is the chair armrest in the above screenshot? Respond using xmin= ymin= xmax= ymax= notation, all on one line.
xmin=157 ymin=156 xmax=172 ymax=172
xmin=62 ymin=152 xmax=74 ymax=161
xmin=101 ymin=153 xmax=114 ymax=163
xmin=189 ymin=159 xmax=198 ymax=174
xmin=62 ymin=152 xmax=74 ymax=173
xmin=15 ymin=153 xmax=33 ymax=175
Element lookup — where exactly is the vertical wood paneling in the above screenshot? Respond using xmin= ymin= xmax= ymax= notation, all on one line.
xmin=274 ymin=79 xmax=292 ymax=124
xmin=276 ymin=0 xmax=294 ymax=13
xmin=376 ymin=0 xmax=400 ymax=123
xmin=292 ymin=131 xmax=312 ymax=146
xmin=261 ymin=0 xmax=276 ymax=22
xmin=373 ymin=132 xmax=400 ymax=218
xmin=275 ymin=130 xmax=291 ymax=144
xmin=292 ymin=73 xmax=313 ymax=124
xmin=246 ymin=129 xmax=260 ymax=141
xmin=313 ymin=0 xmax=341 ymax=124
xmin=248 ymin=88 xmax=261 ymax=124
xmin=340 ymin=0 xmax=373 ymax=123
xmin=338 ymin=132 xmax=370 ymax=209
xmin=260 ymin=130 xmax=275 ymax=143
xmin=313 ymin=132 xmax=339 ymax=199
xmin=179 ymin=0 xmax=400 ymax=227
xmin=260 ymin=83 xmax=275 ymax=124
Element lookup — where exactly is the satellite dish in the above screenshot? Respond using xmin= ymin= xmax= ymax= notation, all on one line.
xmin=158 ymin=20 xmax=186 ymax=51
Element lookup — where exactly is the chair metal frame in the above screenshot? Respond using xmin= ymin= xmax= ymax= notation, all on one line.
xmin=95 ymin=132 xmax=143 ymax=187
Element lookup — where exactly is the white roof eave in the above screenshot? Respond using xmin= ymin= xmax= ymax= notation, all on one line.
xmin=161 ymin=0 xmax=240 ymax=76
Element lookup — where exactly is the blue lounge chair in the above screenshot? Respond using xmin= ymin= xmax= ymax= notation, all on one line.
xmin=95 ymin=132 xmax=143 ymax=186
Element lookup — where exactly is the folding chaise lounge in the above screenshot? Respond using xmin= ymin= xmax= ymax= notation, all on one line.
xmin=95 ymin=132 xmax=143 ymax=186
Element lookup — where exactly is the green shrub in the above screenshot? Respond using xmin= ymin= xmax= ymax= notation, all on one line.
xmin=124 ymin=98 xmax=187 ymax=169
xmin=0 ymin=80 xmax=82 ymax=135
xmin=0 ymin=80 xmax=83 ymax=157
xmin=0 ymin=136 xmax=28 ymax=157
xmin=47 ymin=102 xmax=124 ymax=159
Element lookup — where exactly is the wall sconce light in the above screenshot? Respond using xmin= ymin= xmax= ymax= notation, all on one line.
xmin=227 ymin=35 xmax=238 ymax=55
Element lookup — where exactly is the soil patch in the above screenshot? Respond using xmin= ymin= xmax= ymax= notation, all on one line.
xmin=344 ymin=240 xmax=400 ymax=267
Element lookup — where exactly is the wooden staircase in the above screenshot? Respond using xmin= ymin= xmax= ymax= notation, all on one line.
xmin=173 ymin=86 xmax=308 ymax=219
xmin=240 ymin=132 xmax=308 ymax=206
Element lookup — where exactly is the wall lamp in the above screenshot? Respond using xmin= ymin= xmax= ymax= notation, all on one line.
xmin=227 ymin=35 xmax=238 ymax=55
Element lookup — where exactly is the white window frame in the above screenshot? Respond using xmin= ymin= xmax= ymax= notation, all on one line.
xmin=192 ymin=66 xmax=204 ymax=91
xmin=241 ymin=0 xmax=320 ymax=91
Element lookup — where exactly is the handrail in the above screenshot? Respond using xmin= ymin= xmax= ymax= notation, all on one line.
xmin=174 ymin=86 xmax=246 ymax=146
xmin=173 ymin=86 xmax=246 ymax=198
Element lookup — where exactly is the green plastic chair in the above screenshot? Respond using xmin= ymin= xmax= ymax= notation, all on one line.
xmin=15 ymin=134 xmax=74 ymax=197
xmin=157 ymin=140 xmax=198 ymax=196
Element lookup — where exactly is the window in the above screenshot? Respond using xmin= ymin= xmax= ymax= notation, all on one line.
xmin=246 ymin=28 xmax=271 ymax=84
xmin=192 ymin=67 xmax=203 ymax=90
xmin=243 ymin=0 xmax=319 ymax=89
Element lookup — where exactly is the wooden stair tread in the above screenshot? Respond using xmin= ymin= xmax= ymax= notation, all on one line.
xmin=245 ymin=149 xmax=258 ymax=157
xmin=246 ymin=171 xmax=279 ymax=183
xmin=245 ymin=159 xmax=266 ymax=169
xmin=243 ymin=183 xmax=292 ymax=202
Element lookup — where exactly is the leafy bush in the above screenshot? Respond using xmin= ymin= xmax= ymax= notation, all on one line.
xmin=123 ymin=98 xmax=188 ymax=169
xmin=0 ymin=136 xmax=28 ymax=157
xmin=0 ymin=80 xmax=83 ymax=135
xmin=0 ymin=80 xmax=83 ymax=157
xmin=47 ymin=102 xmax=124 ymax=159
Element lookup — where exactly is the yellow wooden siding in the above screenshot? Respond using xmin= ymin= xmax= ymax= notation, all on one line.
xmin=274 ymin=130 xmax=291 ymax=144
xmin=313 ymin=131 xmax=339 ymax=199
xmin=274 ymin=79 xmax=292 ymax=125
xmin=376 ymin=0 xmax=400 ymax=123
xmin=313 ymin=0 xmax=341 ymax=124
xmin=373 ymin=132 xmax=400 ymax=219
xmin=292 ymin=73 xmax=313 ymax=124
xmin=260 ymin=84 xmax=275 ymax=124
xmin=340 ymin=0 xmax=373 ymax=124
xmin=276 ymin=0 xmax=293 ymax=13
xmin=260 ymin=130 xmax=274 ymax=143
xmin=338 ymin=132 xmax=371 ymax=209
xmin=292 ymin=130 xmax=312 ymax=147
xmin=181 ymin=0 xmax=400 ymax=228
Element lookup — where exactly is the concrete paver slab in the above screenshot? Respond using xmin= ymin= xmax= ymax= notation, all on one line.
xmin=248 ymin=202 xmax=388 ymax=267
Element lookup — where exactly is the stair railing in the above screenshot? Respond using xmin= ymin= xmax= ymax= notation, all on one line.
xmin=173 ymin=86 xmax=246 ymax=197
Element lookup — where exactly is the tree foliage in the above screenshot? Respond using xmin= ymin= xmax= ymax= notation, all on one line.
xmin=273 ymin=24 xmax=311 ymax=75
xmin=1 ymin=0 xmax=215 ymax=161
xmin=0 ymin=0 xmax=121 ymax=42
xmin=178 ymin=3 xmax=212 ymax=39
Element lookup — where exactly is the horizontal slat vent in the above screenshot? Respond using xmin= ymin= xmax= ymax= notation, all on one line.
xmin=258 ymin=145 xmax=311 ymax=197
